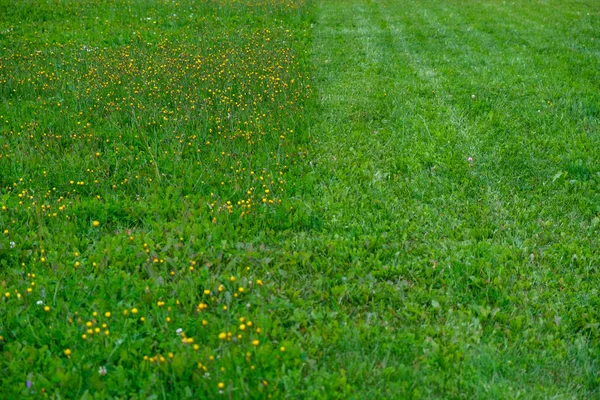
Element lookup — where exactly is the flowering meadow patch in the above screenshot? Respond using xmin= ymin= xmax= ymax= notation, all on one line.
xmin=0 ymin=0 xmax=313 ymax=397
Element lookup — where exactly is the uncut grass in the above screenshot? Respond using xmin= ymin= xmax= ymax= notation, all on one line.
xmin=0 ymin=0 xmax=314 ymax=397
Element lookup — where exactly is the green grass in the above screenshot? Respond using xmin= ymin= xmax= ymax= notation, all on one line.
xmin=1 ymin=0 xmax=600 ymax=398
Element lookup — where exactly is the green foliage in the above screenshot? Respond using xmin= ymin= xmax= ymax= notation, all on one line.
xmin=1 ymin=0 xmax=600 ymax=398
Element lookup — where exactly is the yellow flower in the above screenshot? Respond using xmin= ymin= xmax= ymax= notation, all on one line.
xmin=252 ymin=340 xmax=259 ymax=346
xmin=44 ymin=306 xmax=50 ymax=312
xmin=92 ymin=220 xmax=100 ymax=227
xmin=104 ymin=311 xmax=111 ymax=318
xmin=218 ymin=382 xmax=225 ymax=389
xmin=64 ymin=349 xmax=71 ymax=357
xmin=218 ymin=332 xmax=226 ymax=340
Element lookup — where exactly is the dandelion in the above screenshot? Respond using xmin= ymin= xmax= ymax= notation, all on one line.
xmin=92 ymin=220 xmax=100 ymax=227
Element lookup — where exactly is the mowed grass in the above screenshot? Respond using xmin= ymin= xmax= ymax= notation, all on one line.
xmin=1 ymin=0 xmax=600 ymax=398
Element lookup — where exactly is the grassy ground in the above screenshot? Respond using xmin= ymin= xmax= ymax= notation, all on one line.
xmin=1 ymin=0 xmax=600 ymax=398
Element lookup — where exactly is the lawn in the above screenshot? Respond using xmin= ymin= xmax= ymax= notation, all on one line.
xmin=1 ymin=0 xmax=599 ymax=398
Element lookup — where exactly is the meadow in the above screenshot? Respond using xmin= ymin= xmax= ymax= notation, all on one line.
xmin=1 ymin=0 xmax=599 ymax=398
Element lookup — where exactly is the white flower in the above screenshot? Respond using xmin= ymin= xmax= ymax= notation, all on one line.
xmin=99 ymin=366 xmax=107 ymax=376
xmin=9 ymin=241 xmax=15 ymax=248
xmin=176 ymin=328 xmax=183 ymax=336
xmin=36 ymin=300 xmax=43 ymax=305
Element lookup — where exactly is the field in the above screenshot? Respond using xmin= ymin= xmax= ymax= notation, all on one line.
xmin=1 ymin=0 xmax=599 ymax=398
